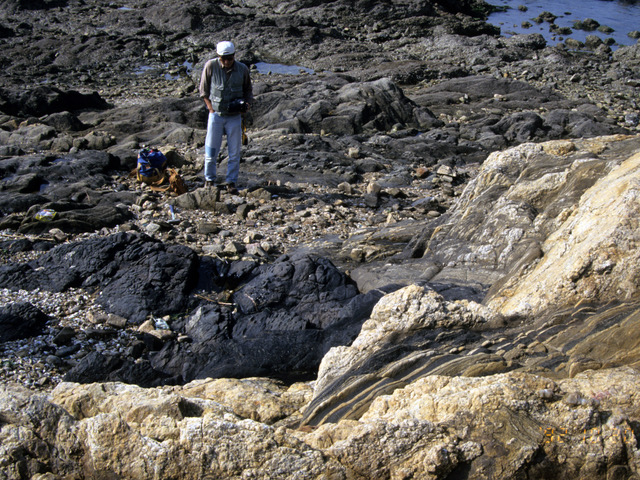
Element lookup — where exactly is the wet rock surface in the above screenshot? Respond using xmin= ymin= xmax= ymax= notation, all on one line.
xmin=2 ymin=0 xmax=640 ymax=478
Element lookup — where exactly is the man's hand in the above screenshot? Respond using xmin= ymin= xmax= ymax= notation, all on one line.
xmin=203 ymin=97 xmax=215 ymax=114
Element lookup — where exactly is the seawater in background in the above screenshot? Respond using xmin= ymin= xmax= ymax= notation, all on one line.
xmin=254 ymin=62 xmax=314 ymax=75
xmin=487 ymin=0 xmax=640 ymax=48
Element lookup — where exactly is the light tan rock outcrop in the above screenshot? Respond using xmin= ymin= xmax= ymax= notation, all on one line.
xmin=1 ymin=380 xmax=344 ymax=480
xmin=405 ymin=134 xmax=640 ymax=300
xmin=487 ymin=143 xmax=640 ymax=316
xmin=52 ymin=377 xmax=314 ymax=427
xmin=3 ymin=367 xmax=640 ymax=479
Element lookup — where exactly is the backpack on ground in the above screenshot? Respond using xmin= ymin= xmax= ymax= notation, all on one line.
xmin=136 ymin=148 xmax=167 ymax=184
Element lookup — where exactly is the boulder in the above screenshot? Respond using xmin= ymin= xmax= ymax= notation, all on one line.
xmin=302 ymin=367 xmax=640 ymax=480
xmin=231 ymin=252 xmax=359 ymax=333
xmin=63 ymin=352 xmax=173 ymax=387
xmin=252 ymin=75 xmax=441 ymax=135
xmin=400 ymin=135 xmax=640 ymax=294
xmin=301 ymin=284 xmax=494 ymax=426
xmin=149 ymin=253 xmax=389 ymax=382
xmin=0 ymin=303 xmax=49 ymax=342
xmin=0 ymin=232 xmax=199 ymax=324
xmin=170 ymin=186 xmax=220 ymax=211
xmin=487 ymin=137 xmax=640 ymax=317
xmin=0 ymin=381 xmax=348 ymax=479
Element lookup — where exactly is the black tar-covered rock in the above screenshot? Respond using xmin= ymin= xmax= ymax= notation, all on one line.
xmin=148 ymin=253 xmax=394 ymax=382
xmin=0 ymin=302 xmax=49 ymax=342
xmin=63 ymin=351 xmax=176 ymax=388
xmin=0 ymin=85 xmax=109 ymax=117
xmin=0 ymin=150 xmax=136 ymax=234
xmin=0 ymin=236 xmax=393 ymax=383
xmin=0 ymin=232 xmax=199 ymax=324
xmin=231 ymin=253 xmax=360 ymax=334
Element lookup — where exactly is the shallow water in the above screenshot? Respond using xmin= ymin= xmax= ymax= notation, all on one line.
xmin=254 ymin=62 xmax=314 ymax=75
xmin=487 ymin=0 xmax=640 ymax=48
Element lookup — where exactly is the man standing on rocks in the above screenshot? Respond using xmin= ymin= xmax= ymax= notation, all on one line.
xmin=199 ymin=41 xmax=253 ymax=194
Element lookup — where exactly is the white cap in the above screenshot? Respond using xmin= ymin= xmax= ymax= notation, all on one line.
xmin=216 ymin=41 xmax=235 ymax=56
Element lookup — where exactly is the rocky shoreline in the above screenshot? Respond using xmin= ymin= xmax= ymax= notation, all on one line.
xmin=2 ymin=0 xmax=640 ymax=478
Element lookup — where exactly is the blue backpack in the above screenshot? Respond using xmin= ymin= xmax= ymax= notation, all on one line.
xmin=137 ymin=148 xmax=167 ymax=183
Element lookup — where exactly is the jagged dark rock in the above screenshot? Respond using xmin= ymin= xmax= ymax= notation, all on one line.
xmin=148 ymin=253 xmax=392 ymax=382
xmin=63 ymin=351 xmax=174 ymax=387
xmin=0 ymin=232 xmax=199 ymax=323
xmin=0 ymin=151 xmax=136 ymax=232
xmin=0 ymin=303 xmax=49 ymax=342
xmin=0 ymin=86 xmax=109 ymax=117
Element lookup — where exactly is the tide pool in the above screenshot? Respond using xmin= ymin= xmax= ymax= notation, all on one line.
xmin=487 ymin=0 xmax=640 ymax=48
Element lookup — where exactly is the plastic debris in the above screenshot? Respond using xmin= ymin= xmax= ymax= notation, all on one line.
xmin=35 ymin=209 xmax=57 ymax=221
xmin=154 ymin=318 xmax=170 ymax=330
